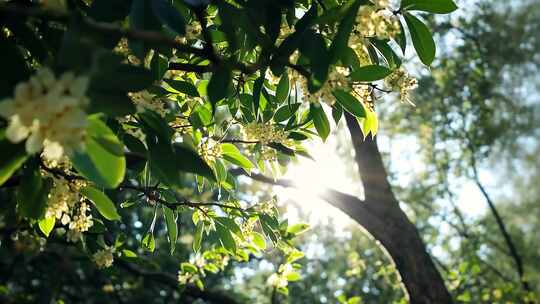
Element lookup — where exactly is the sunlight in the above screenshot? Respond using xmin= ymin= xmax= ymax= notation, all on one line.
xmin=274 ymin=135 xmax=359 ymax=230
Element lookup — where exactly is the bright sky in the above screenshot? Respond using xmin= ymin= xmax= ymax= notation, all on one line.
xmin=274 ymin=125 xmax=490 ymax=228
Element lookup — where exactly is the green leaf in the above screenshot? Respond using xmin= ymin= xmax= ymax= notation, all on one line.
xmin=215 ymin=217 xmax=242 ymax=237
xmin=147 ymin=138 xmax=180 ymax=187
xmin=404 ymin=13 xmax=436 ymax=66
xmin=38 ymin=217 xmax=56 ymax=237
xmin=81 ymin=186 xmax=121 ymax=221
xmin=350 ymin=65 xmax=393 ymax=82
xmin=151 ymin=53 xmax=168 ymax=81
xmin=271 ymin=5 xmax=318 ymax=75
xmin=274 ymin=103 xmax=301 ymax=122
xmin=401 ymin=0 xmax=458 ymax=14
xmin=360 ymin=109 xmax=379 ymax=139
xmin=286 ymin=250 xmax=305 ymax=263
xmin=213 ymin=159 xmax=227 ymax=183
xmin=139 ymin=110 xmax=174 ymax=141
xmin=122 ymin=249 xmax=138 ymax=258
xmin=193 ymin=221 xmax=203 ymax=252
xmin=333 ymin=90 xmax=366 ymax=118
xmin=0 ymin=140 xmax=28 ymax=186
xmin=181 ymin=262 xmax=198 ymax=274
xmin=332 ymin=103 xmax=343 ymax=124
xmin=276 ymin=73 xmax=290 ymax=103
xmin=300 ymin=31 xmax=330 ymax=92
xmin=396 ymin=20 xmax=407 ymax=54
xmin=251 ymin=231 xmax=266 ymax=250
xmin=220 ymin=143 xmax=255 ymax=170
xmin=142 ymin=232 xmax=156 ymax=252
xmin=329 ymin=0 xmax=362 ymax=64
xmin=16 ymin=160 xmax=52 ymax=220
xmin=208 ymin=67 xmax=232 ymax=108
xmin=175 ymin=143 xmax=216 ymax=181
xmin=163 ymin=79 xmax=199 ymax=97
xmin=163 ymin=206 xmax=178 ymax=255
xmin=71 ymin=115 xmax=126 ymax=188
xmin=370 ymin=39 xmax=402 ymax=68
xmin=216 ymin=223 xmax=236 ymax=253
xmin=310 ymin=103 xmax=330 ymax=141
xmin=286 ymin=223 xmax=310 ymax=235
xmin=285 ymin=271 xmax=302 ymax=282
xmin=151 ymin=0 xmax=186 ymax=35
xmin=253 ymin=76 xmax=264 ymax=116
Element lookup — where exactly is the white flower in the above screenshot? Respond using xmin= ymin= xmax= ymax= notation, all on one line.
xmin=267 ymin=273 xmax=288 ymax=288
xmin=384 ymin=68 xmax=418 ymax=105
xmin=0 ymin=67 xmax=90 ymax=161
xmin=93 ymin=247 xmax=115 ymax=269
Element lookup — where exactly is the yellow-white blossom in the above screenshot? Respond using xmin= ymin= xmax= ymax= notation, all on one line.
xmin=128 ymin=91 xmax=168 ymax=116
xmin=289 ymin=67 xmax=350 ymax=106
xmin=243 ymin=122 xmax=289 ymax=145
xmin=69 ymin=201 xmax=93 ymax=234
xmin=0 ymin=68 xmax=89 ymax=161
xmin=384 ymin=68 xmax=418 ymax=105
xmin=177 ymin=272 xmax=198 ymax=285
xmin=102 ymin=284 xmax=115 ymax=293
xmin=186 ymin=22 xmax=202 ymax=40
xmin=93 ymin=247 xmax=115 ymax=269
xmin=260 ymin=147 xmax=278 ymax=162
xmin=198 ymin=139 xmax=222 ymax=163
xmin=354 ymin=5 xmax=400 ymax=39
xmin=352 ymin=84 xmax=373 ymax=107
xmin=43 ymin=175 xmax=92 ymax=242
xmin=267 ymin=273 xmax=288 ymax=288
xmin=45 ymin=177 xmax=77 ymax=223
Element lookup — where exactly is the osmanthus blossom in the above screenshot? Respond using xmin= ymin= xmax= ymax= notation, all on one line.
xmin=93 ymin=246 xmax=115 ymax=269
xmin=0 ymin=68 xmax=89 ymax=161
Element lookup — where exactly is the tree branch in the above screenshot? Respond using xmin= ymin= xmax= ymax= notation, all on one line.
xmin=469 ymin=151 xmax=532 ymax=296
xmin=119 ymin=184 xmax=248 ymax=212
xmin=344 ymin=113 xmax=398 ymax=208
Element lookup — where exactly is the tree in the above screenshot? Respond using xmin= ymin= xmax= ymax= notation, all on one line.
xmin=0 ymin=0 xmax=461 ymax=303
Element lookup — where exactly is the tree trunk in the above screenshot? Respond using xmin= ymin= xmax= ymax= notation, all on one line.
xmin=341 ymin=113 xmax=453 ymax=304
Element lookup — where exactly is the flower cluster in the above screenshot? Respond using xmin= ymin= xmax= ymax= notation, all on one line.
xmin=67 ymin=201 xmax=94 ymax=242
xmin=355 ymin=5 xmax=400 ymax=39
xmin=243 ymin=122 xmax=289 ymax=145
xmin=177 ymin=250 xmax=230 ymax=285
xmin=289 ymin=67 xmax=350 ymax=106
xmin=267 ymin=264 xmax=297 ymax=289
xmin=185 ymin=22 xmax=202 ymax=40
xmin=384 ymin=68 xmax=418 ymax=104
xmin=93 ymin=246 xmax=115 ymax=269
xmin=198 ymin=140 xmax=222 ymax=163
xmin=352 ymin=84 xmax=374 ymax=111
xmin=260 ymin=147 xmax=278 ymax=162
xmin=113 ymin=38 xmax=142 ymax=65
xmin=45 ymin=176 xmax=93 ymax=242
xmin=348 ymin=36 xmax=373 ymax=66
xmin=128 ymin=91 xmax=168 ymax=116
xmin=0 ymin=68 xmax=89 ymax=161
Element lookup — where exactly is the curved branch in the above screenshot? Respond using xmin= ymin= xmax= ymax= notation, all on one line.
xmin=470 ymin=152 xmax=532 ymax=296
